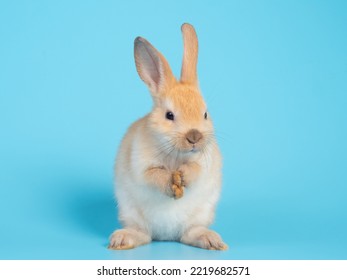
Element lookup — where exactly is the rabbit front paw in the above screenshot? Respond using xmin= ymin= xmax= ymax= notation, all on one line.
xmin=171 ymin=171 xmax=184 ymax=199
xmin=177 ymin=161 xmax=200 ymax=187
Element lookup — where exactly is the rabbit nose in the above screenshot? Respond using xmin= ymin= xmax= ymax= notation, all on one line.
xmin=186 ymin=129 xmax=203 ymax=144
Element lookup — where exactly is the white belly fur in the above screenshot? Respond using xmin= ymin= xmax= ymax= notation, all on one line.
xmin=116 ymin=170 xmax=220 ymax=241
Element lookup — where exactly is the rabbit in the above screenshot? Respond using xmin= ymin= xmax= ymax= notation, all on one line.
xmin=108 ymin=23 xmax=227 ymax=250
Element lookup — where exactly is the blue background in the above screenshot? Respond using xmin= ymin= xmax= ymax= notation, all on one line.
xmin=0 ymin=0 xmax=346 ymax=260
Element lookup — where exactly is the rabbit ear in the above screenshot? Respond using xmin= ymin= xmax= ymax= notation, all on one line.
xmin=180 ymin=23 xmax=198 ymax=85
xmin=134 ymin=37 xmax=176 ymax=96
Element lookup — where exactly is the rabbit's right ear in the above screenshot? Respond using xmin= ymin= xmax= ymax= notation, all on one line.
xmin=180 ymin=23 xmax=198 ymax=86
xmin=134 ymin=37 xmax=176 ymax=96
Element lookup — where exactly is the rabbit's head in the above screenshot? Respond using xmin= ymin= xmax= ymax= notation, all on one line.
xmin=135 ymin=23 xmax=214 ymax=154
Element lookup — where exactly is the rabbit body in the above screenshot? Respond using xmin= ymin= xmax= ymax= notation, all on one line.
xmin=109 ymin=24 xmax=227 ymax=250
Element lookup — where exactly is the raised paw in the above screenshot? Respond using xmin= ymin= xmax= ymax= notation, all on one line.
xmin=172 ymin=183 xmax=184 ymax=199
xmin=177 ymin=162 xmax=200 ymax=187
xmin=172 ymin=171 xmax=183 ymax=186
xmin=171 ymin=171 xmax=184 ymax=199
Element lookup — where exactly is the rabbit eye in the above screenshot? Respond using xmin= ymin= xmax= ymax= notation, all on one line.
xmin=204 ymin=112 xmax=208 ymax=119
xmin=166 ymin=111 xmax=175 ymax=121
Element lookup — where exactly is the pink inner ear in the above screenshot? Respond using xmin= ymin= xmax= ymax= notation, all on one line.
xmin=135 ymin=39 xmax=161 ymax=90
xmin=141 ymin=47 xmax=161 ymax=85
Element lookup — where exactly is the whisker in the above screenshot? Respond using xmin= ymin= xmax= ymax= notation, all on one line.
xmin=213 ymin=130 xmax=232 ymax=142
xmin=154 ymin=139 xmax=176 ymax=160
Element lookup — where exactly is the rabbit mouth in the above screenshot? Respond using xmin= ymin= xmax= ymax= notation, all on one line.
xmin=189 ymin=145 xmax=200 ymax=153
xmin=182 ymin=143 xmax=204 ymax=154
xmin=159 ymin=134 xmax=207 ymax=154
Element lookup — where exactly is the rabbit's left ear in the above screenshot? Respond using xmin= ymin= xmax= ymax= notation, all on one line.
xmin=180 ymin=23 xmax=199 ymax=85
xmin=134 ymin=37 xmax=176 ymax=97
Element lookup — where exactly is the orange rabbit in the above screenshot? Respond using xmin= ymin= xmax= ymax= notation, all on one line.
xmin=109 ymin=24 xmax=227 ymax=250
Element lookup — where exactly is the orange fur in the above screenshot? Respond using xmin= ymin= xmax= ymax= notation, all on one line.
xmin=164 ymin=84 xmax=206 ymax=122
